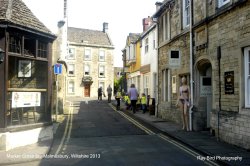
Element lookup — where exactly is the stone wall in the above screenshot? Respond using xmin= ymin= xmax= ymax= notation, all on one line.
xmin=157 ymin=0 xmax=191 ymax=124
xmin=193 ymin=0 xmax=250 ymax=149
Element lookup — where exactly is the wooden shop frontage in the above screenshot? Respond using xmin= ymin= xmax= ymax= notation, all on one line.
xmin=0 ymin=0 xmax=56 ymax=150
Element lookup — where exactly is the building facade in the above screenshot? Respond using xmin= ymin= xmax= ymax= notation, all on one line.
xmin=154 ymin=0 xmax=191 ymax=124
xmin=65 ymin=24 xmax=114 ymax=98
xmin=125 ymin=33 xmax=141 ymax=93
xmin=140 ymin=21 xmax=158 ymax=105
xmin=0 ymin=0 xmax=56 ymax=150
xmin=154 ymin=0 xmax=250 ymax=149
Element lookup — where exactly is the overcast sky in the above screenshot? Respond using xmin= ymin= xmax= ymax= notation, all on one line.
xmin=23 ymin=0 xmax=159 ymax=67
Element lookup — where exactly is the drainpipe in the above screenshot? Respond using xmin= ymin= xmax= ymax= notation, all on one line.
xmin=217 ymin=46 xmax=221 ymax=141
xmin=189 ymin=0 xmax=194 ymax=131
xmin=156 ymin=23 xmax=159 ymax=118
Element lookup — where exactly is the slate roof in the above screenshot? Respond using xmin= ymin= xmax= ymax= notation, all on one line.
xmin=128 ymin=33 xmax=141 ymax=43
xmin=0 ymin=0 xmax=54 ymax=36
xmin=68 ymin=27 xmax=114 ymax=48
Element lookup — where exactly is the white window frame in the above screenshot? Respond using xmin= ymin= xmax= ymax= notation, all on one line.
xmin=218 ymin=0 xmax=230 ymax=8
xmin=163 ymin=12 xmax=170 ymax=41
xmin=162 ymin=69 xmax=170 ymax=102
xmin=153 ymin=32 xmax=156 ymax=49
xmin=84 ymin=48 xmax=91 ymax=60
xmin=68 ymin=48 xmax=75 ymax=60
xmin=99 ymin=65 xmax=105 ymax=78
xmin=145 ymin=38 xmax=149 ymax=54
xmin=244 ymin=47 xmax=250 ymax=108
xmin=84 ymin=64 xmax=90 ymax=76
xmin=99 ymin=50 xmax=105 ymax=61
xmin=68 ymin=64 xmax=75 ymax=76
xmin=182 ymin=0 xmax=190 ymax=28
xmin=68 ymin=80 xmax=75 ymax=94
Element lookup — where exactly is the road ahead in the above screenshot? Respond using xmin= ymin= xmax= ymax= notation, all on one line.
xmin=18 ymin=99 xmax=216 ymax=166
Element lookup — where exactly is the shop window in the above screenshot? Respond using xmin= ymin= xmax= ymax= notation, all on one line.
xmin=9 ymin=35 xmax=21 ymax=54
xmin=38 ymin=41 xmax=48 ymax=59
xmin=7 ymin=91 xmax=47 ymax=126
xmin=24 ymin=37 xmax=36 ymax=57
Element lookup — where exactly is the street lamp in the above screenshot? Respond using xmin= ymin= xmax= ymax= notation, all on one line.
xmin=0 ymin=48 xmax=5 ymax=64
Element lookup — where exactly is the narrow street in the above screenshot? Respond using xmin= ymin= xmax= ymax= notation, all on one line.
xmin=14 ymin=98 xmax=218 ymax=166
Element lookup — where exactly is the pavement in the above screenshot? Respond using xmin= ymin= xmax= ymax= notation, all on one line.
xmin=1 ymin=98 xmax=250 ymax=166
xmin=113 ymin=100 xmax=250 ymax=166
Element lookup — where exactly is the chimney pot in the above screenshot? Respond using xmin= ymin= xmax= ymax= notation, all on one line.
xmin=103 ymin=22 xmax=108 ymax=33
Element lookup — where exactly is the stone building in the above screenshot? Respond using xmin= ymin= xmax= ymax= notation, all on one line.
xmin=154 ymin=0 xmax=250 ymax=150
xmin=65 ymin=23 xmax=114 ymax=98
xmin=153 ymin=0 xmax=191 ymax=124
xmin=0 ymin=0 xmax=56 ymax=150
xmin=192 ymin=0 xmax=250 ymax=150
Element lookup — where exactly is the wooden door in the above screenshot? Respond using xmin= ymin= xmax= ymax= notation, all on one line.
xmin=84 ymin=85 xmax=90 ymax=97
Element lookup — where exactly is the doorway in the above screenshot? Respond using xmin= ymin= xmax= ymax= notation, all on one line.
xmin=84 ymin=85 xmax=90 ymax=97
xmin=195 ymin=59 xmax=212 ymax=129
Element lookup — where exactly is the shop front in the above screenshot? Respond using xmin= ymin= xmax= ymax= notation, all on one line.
xmin=0 ymin=0 xmax=56 ymax=150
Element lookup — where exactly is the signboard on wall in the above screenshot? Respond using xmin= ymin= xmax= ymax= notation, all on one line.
xmin=12 ymin=92 xmax=41 ymax=108
xmin=225 ymin=71 xmax=234 ymax=94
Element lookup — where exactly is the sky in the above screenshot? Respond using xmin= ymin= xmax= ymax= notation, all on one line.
xmin=22 ymin=0 xmax=159 ymax=67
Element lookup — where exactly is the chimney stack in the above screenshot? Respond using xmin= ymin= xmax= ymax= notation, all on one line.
xmin=103 ymin=22 xmax=108 ymax=33
xmin=155 ymin=2 xmax=163 ymax=11
xmin=142 ymin=16 xmax=152 ymax=32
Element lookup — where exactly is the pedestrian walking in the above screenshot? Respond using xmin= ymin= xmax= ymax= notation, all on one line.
xmin=176 ymin=76 xmax=191 ymax=131
xmin=141 ymin=93 xmax=147 ymax=113
xmin=124 ymin=93 xmax=131 ymax=110
xmin=115 ymin=90 xmax=122 ymax=110
xmin=98 ymin=87 xmax=103 ymax=102
xmin=107 ymin=85 xmax=112 ymax=103
xmin=128 ymin=84 xmax=138 ymax=114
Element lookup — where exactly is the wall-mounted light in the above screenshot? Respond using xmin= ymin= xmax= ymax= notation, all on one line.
xmin=0 ymin=48 xmax=5 ymax=64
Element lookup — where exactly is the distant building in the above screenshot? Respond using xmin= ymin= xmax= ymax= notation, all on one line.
xmin=65 ymin=23 xmax=115 ymax=98
xmin=124 ymin=33 xmax=141 ymax=93
xmin=114 ymin=67 xmax=123 ymax=81
xmin=0 ymin=0 xmax=56 ymax=150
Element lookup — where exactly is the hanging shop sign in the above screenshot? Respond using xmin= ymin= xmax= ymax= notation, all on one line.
xmin=11 ymin=92 xmax=41 ymax=108
xmin=225 ymin=71 xmax=234 ymax=94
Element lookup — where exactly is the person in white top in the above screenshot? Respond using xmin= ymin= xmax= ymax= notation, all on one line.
xmin=128 ymin=84 xmax=138 ymax=114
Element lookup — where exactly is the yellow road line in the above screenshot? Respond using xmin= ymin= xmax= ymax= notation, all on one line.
xmin=55 ymin=105 xmax=73 ymax=155
xmin=109 ymin=103 xmax=219 ymax=166
xmin=158 ymin=133 xmax=219 ymax=166
xmin=109 ymin=104 xmax=155 ymax=135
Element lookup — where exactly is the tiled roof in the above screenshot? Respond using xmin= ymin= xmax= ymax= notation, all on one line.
xmin=0 ymin=0 xmax=54 ymax=36
xmin=129 ymin=33 xmax=141 ymax=43
xmin=68 ymin=27 xmax=114 ymax=47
